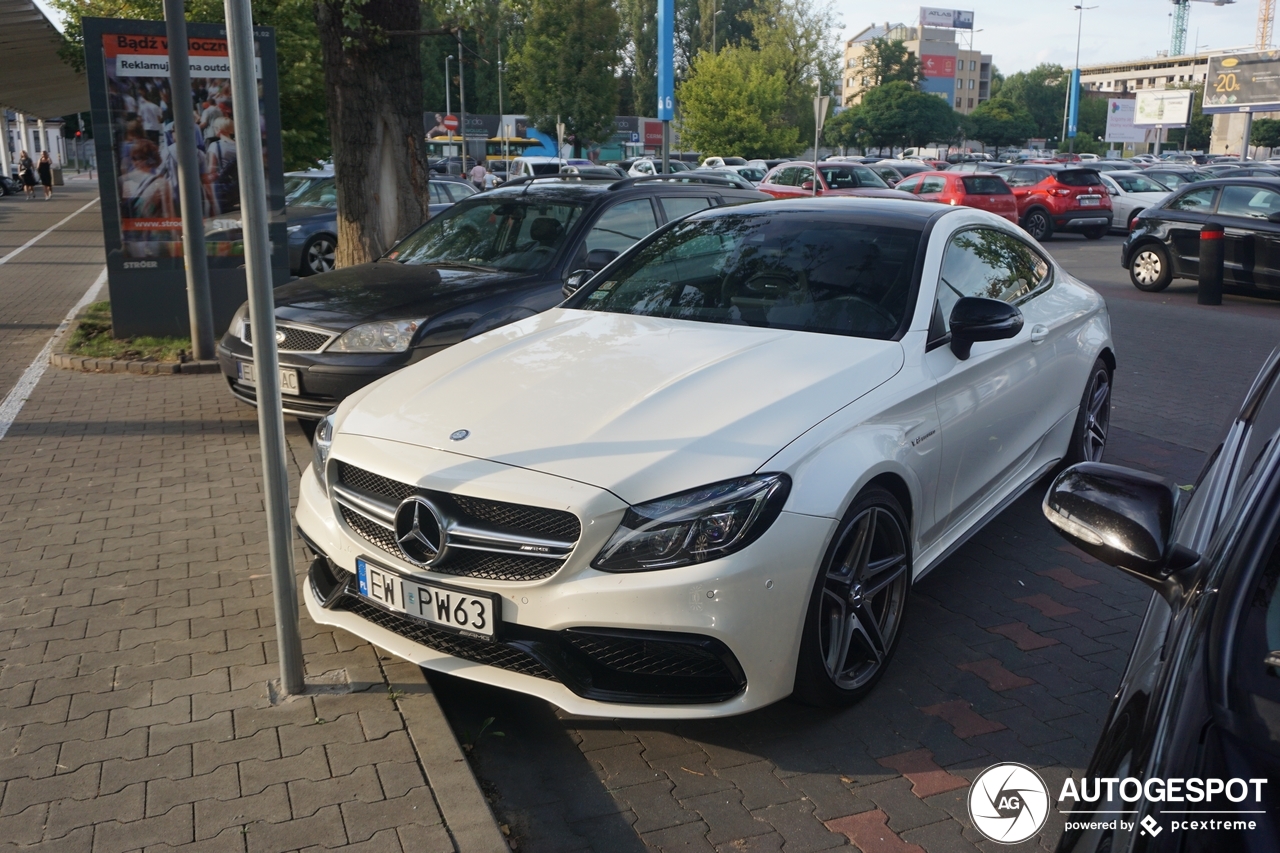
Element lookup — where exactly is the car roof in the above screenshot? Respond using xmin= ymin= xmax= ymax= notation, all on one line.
xmin=700 ymin=196 xmax=946 ymax=228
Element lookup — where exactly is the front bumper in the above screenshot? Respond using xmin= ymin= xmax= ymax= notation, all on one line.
xmin=296 ymin=435 xmax=836 ymax=718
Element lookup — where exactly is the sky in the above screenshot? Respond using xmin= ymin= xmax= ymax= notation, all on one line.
xmin=833 ymin=0 xmax=1267 ymax=74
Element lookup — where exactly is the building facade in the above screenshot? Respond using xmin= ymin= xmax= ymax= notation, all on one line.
xmin=842 ymin=22 xmax=992 ymax=115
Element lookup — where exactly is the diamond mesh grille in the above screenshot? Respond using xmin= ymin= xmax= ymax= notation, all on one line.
xmin=435 ymin=550 xmax=561 ymax=582
xmin=338 ymin=463 xmax=415 ymax=501
xmin=242 ymin=323 xmax=332 ymax=352
xmin=336 ymin=595 xmax=556 ymax=680
xmin=565 ymin=634 xmax=732 ymax=679
xmin=448 ymin=494 xmax=581 ymax=541
xmin=340 ymin=506 xmax=399 ymax=554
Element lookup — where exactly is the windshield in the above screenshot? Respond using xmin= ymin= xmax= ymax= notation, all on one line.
xmin=292 ymin=178 xmax=336 ymax=208
xmin=390 ymin=198 xmax=586 ymax=272
xmin=1112 ymin=173 xmax=1169 ymax=193
xmin=819 ymin=165 xmax=889 ymax=189
xmin=576 ymin=213 xmax=920 ymax=340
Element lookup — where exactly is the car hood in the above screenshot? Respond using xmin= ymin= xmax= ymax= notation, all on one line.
xmin=339 ymin=309 xmax=905 ymax=502
xmin=272 ymin=261 xmax=539 ymax=329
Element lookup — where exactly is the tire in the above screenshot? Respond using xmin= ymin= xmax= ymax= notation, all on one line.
xmin=793 ymin=486 xmax=912 ymax=707
xmin=1023 ymin=208 xmax=1054 ymax=241
xmin=1065 ymin=357 xmax=1112 ymax=465
xmin=1083 ymin=225 xmax=1107 ymax=240
xmin=1128 ymin=242 xmax=1172 ymax=292
xmin=300 ymin=234 xmax=337 ymax=276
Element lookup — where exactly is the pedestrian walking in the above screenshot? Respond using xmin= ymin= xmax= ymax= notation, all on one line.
xmin=37 ymin=151 xmax=53 ymax=200
xmin=469 ymin=161 xmax=487 ymax=192
xmin=17 ymin=151 xmax=36 ymax=200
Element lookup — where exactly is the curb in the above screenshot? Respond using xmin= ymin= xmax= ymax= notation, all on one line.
xmin=50 ymin=319 xmax=220 ymax=375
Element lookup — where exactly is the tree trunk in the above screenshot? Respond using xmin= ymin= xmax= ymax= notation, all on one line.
xmin=316 ymin=0 xmax=431 ymax=268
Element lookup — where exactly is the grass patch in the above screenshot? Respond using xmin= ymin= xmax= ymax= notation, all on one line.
xmin=65 ymin=302 xmax=193 ymax=362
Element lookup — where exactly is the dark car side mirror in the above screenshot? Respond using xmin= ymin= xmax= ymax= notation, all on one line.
xmin=563 ymin=269 xmax=594 ymax=299
xmin=1268 ymin=211 xmax=1280 ymax=223
xmin=586 ymin=248 xmax=620 ymax=272
xmin=1043 ymin=462 xmax=1198 ymax=602
xmin=948 ymin=297 xmax=1023 ymax=360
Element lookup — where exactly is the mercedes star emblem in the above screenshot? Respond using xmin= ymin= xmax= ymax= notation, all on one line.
xmin=275 ymin=329 xmax=287 ymax=346
xmin=393 ymin=496 xmax=447 ymax=566
xmin=450 ymin=429 xmax=470 ymax=441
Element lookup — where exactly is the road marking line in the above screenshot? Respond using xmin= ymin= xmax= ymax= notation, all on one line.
xmin=0 ymin=267 xmax=108 ymax=441
xmin=0 ymin=196 xmax=100 ymax=267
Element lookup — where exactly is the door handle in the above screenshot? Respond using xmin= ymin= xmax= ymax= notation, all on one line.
xmin=1030 ymin=324 xmax=1049 ymax=343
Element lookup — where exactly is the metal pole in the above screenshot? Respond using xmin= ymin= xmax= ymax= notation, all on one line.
xmin=497 ymin=31 xmax=505 ymax=166
xmin=164 ymin=0 xmax=215 ymax=361
xmin=0 ymin=112 xmax=11 ymax=179
xmin=223 ymin=0 xmax=305 ymax=696
xmin=445 ymin=55 xmax=452 ymax=118
xmin=662 ymin=122 xmax=669 ymax=174
xmin=456 ymin=29 xmax=468 ymax=171
xmin=1242 ymin=111 xmax=1254 ymax=160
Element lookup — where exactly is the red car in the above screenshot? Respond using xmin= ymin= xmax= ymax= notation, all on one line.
xmin=758 ymin=161 xmax=916 ymax=200
xmin=987 ymin=164 xmax=1113 ymax=240
xmin=893 ymin=171 xmax=1019 ymax=223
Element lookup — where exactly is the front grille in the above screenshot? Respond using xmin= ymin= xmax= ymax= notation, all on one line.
xmin=335 ymin=595 xmax=555 ymax=679
xmin=334 ymin=463 xmax=580 ymax=582
xmin=243 ymin=322 xmax=333 ymax=352
xmin=565 ymin=633 xmax=733 ymax=679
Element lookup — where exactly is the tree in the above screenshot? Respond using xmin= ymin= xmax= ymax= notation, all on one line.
xmin=999 ymin=63 xmax=1068 ymax=142
xmin=823 ymin=106 xmax=867 ymax=153
xmin=966 ymin=97 xmax=1035 ymax=150
xmin=857 ymin=81 xmax=960 ymax=149
xmin=620 ymin=0 xmax=658 ymax=117
xmin=676 ymin=45 xmax=801 ymax=158
xmin=316 ymin=0 xmax=431 ymax=266
xmin=49 ymin=0 xmax=328 ymax=169
xmin=741 ymin=0 xmax=840 ymax=148
xmin=510 ymin=0 xmax=620 ymax=155
xmin=989 ymin=64 xmax=1004 ymax=98
xmin=850 ymin=37 xmax=922 ymax=98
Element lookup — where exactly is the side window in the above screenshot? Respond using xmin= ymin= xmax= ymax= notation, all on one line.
xmin=446 ymin=183 xmax=476 ymax=202
xmin=775 ymin=168 xmax=797 ymax=187
xmin=896 ymin=176 xmax=923 ymax=194
xmin=1002 ymin=168 xmax=1031 ymax=187
xmin=582 ymin=199 xmax=659 ymax=256
xmin=661 ymin=196 xmax=713 ymax=221
xmin=935 ymin=227 xmax=1051 ymax=331
xmin=1218 ymin=185 xmax=1280 ymax=220
xmin=795 ymin=167 xmax=814 ymax=187
xmin=1168 ymin=186 xmax=1219 ymax=212
xmin=428 ymin=183 xmax=447 ymax=204
xmin=919 ymin=176 xmax=947 ymax=194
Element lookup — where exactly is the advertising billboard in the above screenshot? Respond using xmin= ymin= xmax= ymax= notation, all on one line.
xmin=1203 ymin=50 xmax=1280 ymax=113
xmin=920 ymin=54 xmax=956 ymax=78
xmin=84 ymin=18 xmax=288 ymax=338
xmin=1104 ymin=99 xmax=1148 ymax=143
xmin=1132 ymin=89 xmax=1193 ymax=127
xmin=920 ymin=7 xmax=975 ymax=29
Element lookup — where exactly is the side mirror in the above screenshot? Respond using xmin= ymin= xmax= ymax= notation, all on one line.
xmin=948 ymin=297 xmax=1023 ymax=360
xmin=1108 ymin=187 xmax=1119 ymax=196
xmin=585 ymin=248 xmax=620 ymax=272
xmin=1043 ymin=462 xmax=1198 ymax=602
xmin=800 ymin=180 xmax=815 ymax=191
xmin=563 ymin=269 xmax=593 ymax=299
xmin=1268 ymin=211 xmax=1280 ymax=224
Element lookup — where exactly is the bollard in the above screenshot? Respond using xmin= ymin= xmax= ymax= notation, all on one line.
xmin=1198 ymin=222 xmax=1224 ymax=306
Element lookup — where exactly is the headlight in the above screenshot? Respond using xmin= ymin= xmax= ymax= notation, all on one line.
xmin=593 ymin=474 xmax=790 ymax=572
xmin=286 ymin=224 xmax=303 ymax=233
xmin=328 ymin=319 xmax=424 ymax=353
xmin=229 ymin=302 xmax=249 ymax=343
xmin=312 ymin=409 xmax=336 ymax=491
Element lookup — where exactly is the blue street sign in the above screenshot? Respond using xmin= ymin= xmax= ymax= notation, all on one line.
xmin=631 ymin=131 xmax=639 ymax=143
xmin=657 ymin=0 xmax=674 ymax=120
xmin=1067 ymin=68 xmax=1081 ymax=138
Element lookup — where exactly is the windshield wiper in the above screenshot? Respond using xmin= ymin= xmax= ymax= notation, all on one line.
xmin=427 ymin=261 xmax=501 ymax=272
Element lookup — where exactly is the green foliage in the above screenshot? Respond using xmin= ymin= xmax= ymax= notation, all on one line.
xmin=739 ymin=0 xmax=839 ymax=147
xmin=420 ymin=0 xmax=526 ymax=116
xmin=822 ymin=106 xmax=866 ymax=152
xmin=676 ymin=45 xmax=801 ymax=158
xmin=851 ymin=37 xmax=922 ymax=97
xmin=998 ymin=63 xmax=1068 ymax=142
xmin=620 ymin=0 xmax=658 ymax=117
xmin=49 ymin=0 xmax=330 ymax=169
xmin=857 ymin=81 xmax=961 ymax=149
xmin=965 ymin=97 xmax=1036 ymax=150
xmin=989 ymin=64 xmax=1003 ymax=98
xmin=509 ymin=0 xmax=620 ymax=152
xmin=1252 ymin=118 xmax=1280 ymax=149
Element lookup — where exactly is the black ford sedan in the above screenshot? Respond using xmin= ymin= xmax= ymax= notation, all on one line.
xmin=218 ymin=175 xmax=768 ymax=420
xmin=1044 ymin=347 xmax=1280 ymax=852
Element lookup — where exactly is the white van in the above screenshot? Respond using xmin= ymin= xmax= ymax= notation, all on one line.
xmin=508 ymin=156 xmax=567 ymax=179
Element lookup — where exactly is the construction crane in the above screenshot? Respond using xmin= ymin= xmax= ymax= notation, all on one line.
xmin=1262 ymin=0 xmax=1276 ymax=47
xmin=1170 ymin=0 xmax=1236 ymax=56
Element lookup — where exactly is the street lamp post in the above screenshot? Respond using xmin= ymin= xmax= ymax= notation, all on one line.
xmin=1064 ymin=4 xmax=1097 ymax=154
xmin=444 ymin=54 xmax=453 ymax=119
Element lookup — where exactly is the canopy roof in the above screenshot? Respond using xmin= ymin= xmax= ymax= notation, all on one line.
xmin=0 ymin=0 xmax=88 ymax=118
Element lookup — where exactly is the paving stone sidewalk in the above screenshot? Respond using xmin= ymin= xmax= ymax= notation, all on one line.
xmin=0 ymin=367 xmax=500 ymax=852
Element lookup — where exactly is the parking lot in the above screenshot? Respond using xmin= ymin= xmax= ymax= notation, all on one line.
xmin=429 ymin=232 xmax=1280 ymax=853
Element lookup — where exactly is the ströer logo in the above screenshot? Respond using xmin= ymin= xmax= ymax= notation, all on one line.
xmin=968 ymin=763 xmax=1050 ymax=844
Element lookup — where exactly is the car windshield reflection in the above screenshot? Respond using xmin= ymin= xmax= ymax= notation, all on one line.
xmin=390 ymin=199 xmax=586 ymax=273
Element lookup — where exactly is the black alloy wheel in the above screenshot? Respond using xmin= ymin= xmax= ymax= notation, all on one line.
xmin=302 ymin=234 xmax=337 ymax=276
xmin=1066 ymin=357 xmax=1112 ymax=465
xmin=794 ymin=486 xmax=911 ymax=707
xmin=1129 ymin=242 xmax=1172 ymax=292
xmin=1024 ymin=208 xmax=1054 ymax=241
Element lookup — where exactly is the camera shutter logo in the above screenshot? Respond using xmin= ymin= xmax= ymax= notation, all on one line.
xmin=968 ymin=763 xmax=1050 ymax=844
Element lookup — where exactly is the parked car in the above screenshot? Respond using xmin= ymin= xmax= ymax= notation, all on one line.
xmin=1099 ymin=171 xmax=1171 ymax=232
xmin=1222 ymin=165 xmax=1280 ymax=178
xmin=1202 ymin=163 xmax=1246 ymax=175
xmin=945 ymin=162 xmax=999 ymax=175
xmin=1122 ymin=177 xmax=1280 ymax=295
xmin=0 ymin=173 xmax=19 ymax=196
xmin=894 ymin=171 xmax=1019 ymax=223
xmin=626 ymin=158 xmax=691 ymax=176
xmin=561 ymin=164 xmax=628 ymax=180
xmin=217 ymin=176 xmax=768 ymax=420
xmin=285 ymin=166 xmax=333 ymax=204
xmin=509 ymin=156 xmax=567 ymax=178
xmin=868 ymin=163 xmax=906 ymax=185
xmin=699 ymin=156 xmax=748 ymax=168
xmin=297 ymin=197 xmax=1114 ymax=717
xmin=284 ymin=178 xmax=339 ymax=276
xmin=875 ymin=159 xmax=935 ymax=177
xmin=687 ymin=169 xmax=761 ymax=190
xmin=428 ymin=177 xmax=477 ymax=213
xmin=758 ymin=161 xmax=915 ymax=200
xmin=994 ymin=164 xmax=1113 ymax=240
xmin=1045 ymin=347 xmax=1280 ymax=853
xmin=1143 ymin=167 xmax=1211 ymax=191
xmin=700 ymin=164 xmax=766 ymax=185
xmin=1088 ymin=160 xmax=1145 ymax=172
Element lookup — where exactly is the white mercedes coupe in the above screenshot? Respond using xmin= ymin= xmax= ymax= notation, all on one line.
xmin=297 ymin=197 xmax=1114 ymax=719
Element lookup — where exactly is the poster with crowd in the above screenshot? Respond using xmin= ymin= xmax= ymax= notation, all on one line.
xmin=83 ymin=17 xmax=288 ymax=337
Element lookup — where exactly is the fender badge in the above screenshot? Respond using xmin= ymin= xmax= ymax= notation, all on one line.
xmin=449 ymin=429 xmax=470 ymax=441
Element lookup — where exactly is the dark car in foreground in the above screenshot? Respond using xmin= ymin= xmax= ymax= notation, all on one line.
xmin=218 ymin=175 xmax=768 ymax=420
xmin=1044 ymin=347 xmax=1280 ymax=853
xmin=1122 ymin=176 xmax=1280 ymax=295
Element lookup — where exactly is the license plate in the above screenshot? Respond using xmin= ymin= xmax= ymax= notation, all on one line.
xmin=356 ymin=557 xmax=499 ymax=640
xmin=1079 ymin=195 xmax=1100 ymax=206
xmin=237 ymin=360 xmax=300 ymax=395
